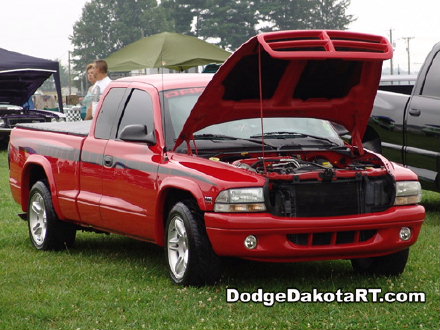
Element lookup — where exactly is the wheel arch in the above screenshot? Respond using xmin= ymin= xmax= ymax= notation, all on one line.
xmin=21 ymin=155 xmax=63 ymax=218
xmin=154 ymin=181 xmax=206 ymax=246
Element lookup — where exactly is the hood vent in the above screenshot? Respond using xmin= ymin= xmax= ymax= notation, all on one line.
xmin=259 ymin=30 xmax=392 ymax=58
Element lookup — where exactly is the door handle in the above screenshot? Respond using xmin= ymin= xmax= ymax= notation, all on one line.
xmin=408 ymin=108 xmax=421 ymax=117
xmin=103 ymin=155 xmax=114 ymax=167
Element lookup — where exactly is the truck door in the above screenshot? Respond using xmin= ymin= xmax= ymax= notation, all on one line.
xmin=99 ymin=86 xmax=160 ymax=240
xmin=405 ymin=50 xmax=440 ymax=189
xmin=77 ymin=87 xmax=128 ymax=225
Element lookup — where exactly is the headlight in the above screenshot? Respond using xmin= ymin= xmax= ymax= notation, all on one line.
xmin=51 ymin=117 xmax=58 ymax=122
xmin=214 ymin=188 xmax=266 ymax=212
xmin=0 ymin=119 xmax=5 ymax=127
xmin=395 ymin=181 xmax=422 ymax=205
xmin=57 ymin=117 xmax=66 ymax=122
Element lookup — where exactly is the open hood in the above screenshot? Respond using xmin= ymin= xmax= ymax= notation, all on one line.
xmin=175 ymin=30 xmax=392 ymax=152
xmin=0 ymin=48 xmax=63 ymax=112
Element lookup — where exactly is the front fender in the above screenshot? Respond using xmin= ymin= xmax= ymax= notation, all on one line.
xmin=154 ymin=176 xmax=208 ymax=246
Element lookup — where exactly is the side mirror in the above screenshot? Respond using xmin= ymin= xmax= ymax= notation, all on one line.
xmin=119 ymin=124 xmax=156 ymax=145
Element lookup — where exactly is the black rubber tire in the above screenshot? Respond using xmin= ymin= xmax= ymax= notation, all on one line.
xmin=165 ymin=200 xmax=221 ymax=286
xmin=28 ymin=181 xmax=76 ymax=250
xmin=351 ymin=248 xmax=409 ymax=276
xmin=363 ymin=138 xmax=382 ymax=154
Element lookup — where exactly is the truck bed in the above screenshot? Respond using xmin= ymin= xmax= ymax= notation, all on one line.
xmin=16 ymin=121 xmax=91 ymax=136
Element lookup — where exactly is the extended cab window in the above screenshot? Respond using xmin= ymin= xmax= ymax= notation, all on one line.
xmin=421 ymin=51 xmax=440 ymax=98
xmin=95 ymin=87 xmax=126 ymax=139
xmin=117 ymin=89 xmax=154 ymax=138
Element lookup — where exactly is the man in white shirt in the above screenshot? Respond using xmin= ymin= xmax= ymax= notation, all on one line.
xmin=85 ymin=60 xmax=112 ymax=120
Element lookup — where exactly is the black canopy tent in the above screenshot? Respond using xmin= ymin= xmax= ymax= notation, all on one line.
xmin=0 ymin=48 xmax=63 ymax=112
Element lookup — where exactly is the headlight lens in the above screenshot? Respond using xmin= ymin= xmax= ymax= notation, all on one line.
xmin=0 ymin=119 xmax=5 ymax=127
xmin=395 ymin=181 xmax=422 ymax=205
xmin=214 ymin=188 xmax=266 ymax=212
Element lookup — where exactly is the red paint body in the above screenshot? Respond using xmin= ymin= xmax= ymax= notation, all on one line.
xmin=9 ymin=30 xmax=425 ymax=263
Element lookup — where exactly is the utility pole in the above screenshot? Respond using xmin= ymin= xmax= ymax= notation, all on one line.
xmin=403 ymin=36 xmax=414 ymax=74
xmin=68 ymin=51 xmax=72 ymax=96
xmin=389 ymin=29 xmax=394 ymax=75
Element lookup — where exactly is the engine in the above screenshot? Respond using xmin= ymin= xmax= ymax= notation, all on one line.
xmin=229 ymin=152 xmax=395 ymax=217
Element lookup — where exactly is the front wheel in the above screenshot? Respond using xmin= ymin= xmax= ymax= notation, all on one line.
xmin=28 ymin=181 xmax=76 ymax=250
xmin=351 ymin=248 xmax=409 ymax=276
xmin=166 ymin=200 xmax=221 ymax=286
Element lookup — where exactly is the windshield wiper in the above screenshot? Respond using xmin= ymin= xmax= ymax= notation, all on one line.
xmin=193 ymin=134 xmax=276 ymax=148
xmin=250 ymin=131 xmax=340 ymax=146
xmin=193 ymin=134 xmax=239 ymax=140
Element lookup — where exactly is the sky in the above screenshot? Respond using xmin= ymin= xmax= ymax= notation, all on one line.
xmin=0 ymin=0 xmax=439 ymax=74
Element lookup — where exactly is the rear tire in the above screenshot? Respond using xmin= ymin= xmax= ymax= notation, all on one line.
xmin=28 ymin=181 xmax=76 ymax=250
xmin=165 ymin=200 xmax=221 ymax=286
xmin=351 ymin=248 xmax=409 ymax=276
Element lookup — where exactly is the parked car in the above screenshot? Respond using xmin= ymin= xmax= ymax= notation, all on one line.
xmin=9 ymin=30 xmax=425 ymax=285
xmin=0 ymin=104 xmax=65 ymax=146
xmin=0 ymin=48 xmax=65 ymax=147
xmin=364 ymin=42 xmax=440 ymax=191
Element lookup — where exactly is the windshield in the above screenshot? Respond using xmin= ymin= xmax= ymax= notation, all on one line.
xmin=162 ymin=88 xmax=343 ymax=149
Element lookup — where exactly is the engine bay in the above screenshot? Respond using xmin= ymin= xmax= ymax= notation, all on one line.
xmin=217 ymin=149 xmax=389 ymax=180
xmin=208 ymin=150 xmax=395 ymax=217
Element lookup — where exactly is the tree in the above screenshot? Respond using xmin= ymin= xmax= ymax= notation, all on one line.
xmin=257 ymin=0 xmax=354 ymax=31
xmin=161 ymin=0 xmax=206 ymax=36
xmin=257 ymin=0 xmax=314 ymax=31
xmin=70 ymin=0 xmax=173 ymax=75
xmin=70 ymin=0 xmax=355 ymax=75
xmin=163 ymin=0 xmax=258 ymax=51
xmin=309 ymin=0 xmax=354 ymax=29
xmin=163 ymin=0 xmax=354 ymax=51
xmin=197 ymin=1 xmax=258 ymax=50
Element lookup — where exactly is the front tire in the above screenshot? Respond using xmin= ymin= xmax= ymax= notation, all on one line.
xmin=165 ymin=200 xmax=221 ymax=286
xmin=28 ymin=181 xmax=76 ymax=250
xmin=351 ymin=248 xmax=409 ymax=276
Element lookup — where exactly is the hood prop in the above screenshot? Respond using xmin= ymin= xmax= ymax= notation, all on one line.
xmin=258 ymin=44 xmax=268 ymax=174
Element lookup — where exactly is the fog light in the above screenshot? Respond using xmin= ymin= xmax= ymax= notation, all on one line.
xmin=400 ymin=227 xmax=412 ymax=241
xmin=244 ymin=235 xmax=258 ymax=249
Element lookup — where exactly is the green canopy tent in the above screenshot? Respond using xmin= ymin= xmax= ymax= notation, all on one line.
xmin=105 ymin=32 xmax=231 ymax=72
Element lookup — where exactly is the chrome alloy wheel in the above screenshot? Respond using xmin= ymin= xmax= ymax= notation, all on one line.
xmin=167 ymin=215 xmax=189 ymax=280
xmin=29 ymin=192 xmax=47 ymax=246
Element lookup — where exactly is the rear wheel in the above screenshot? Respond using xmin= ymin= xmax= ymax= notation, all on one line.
xmin=28 ymin=181 xmax=76 ymax=250
xmin=166 ymin=200 xmax=221 ymax=286
xmin=351 ymin=248 xmax=409 ymax=276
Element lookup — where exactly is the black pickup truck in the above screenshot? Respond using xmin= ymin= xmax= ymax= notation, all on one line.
xmin=364 ymin=42 xmax=440 ymax=192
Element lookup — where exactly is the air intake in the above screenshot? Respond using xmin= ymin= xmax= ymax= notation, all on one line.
xmin=257 ymin=30 xmax=392 ymax=60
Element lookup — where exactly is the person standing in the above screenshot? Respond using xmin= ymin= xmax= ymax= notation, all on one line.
xmin=82 ymin=63 xmax=97 ymax=119
xmin=85 ymin=60 xmax=112 ymax=120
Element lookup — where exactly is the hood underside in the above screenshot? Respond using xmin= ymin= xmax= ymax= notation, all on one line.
xmin=175 ymin=30 xmax=392 ymax=151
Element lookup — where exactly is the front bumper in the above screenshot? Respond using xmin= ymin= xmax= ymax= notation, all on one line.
xmin=204 ymin=205 xmax=425 ymax=262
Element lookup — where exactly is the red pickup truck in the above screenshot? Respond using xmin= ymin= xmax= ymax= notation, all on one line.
xmin=8 ymin=30 xmax=425 ymax=285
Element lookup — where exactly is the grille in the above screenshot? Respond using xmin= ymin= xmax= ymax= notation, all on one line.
xmin=268 ymin=175 xmax=394 ymax=217
xmin=287 ymin=230 xmax=377 ymax=246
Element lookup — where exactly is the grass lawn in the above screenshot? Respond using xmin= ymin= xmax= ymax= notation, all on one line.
xmin=0 ymin=150 xmax=439 ymax=330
